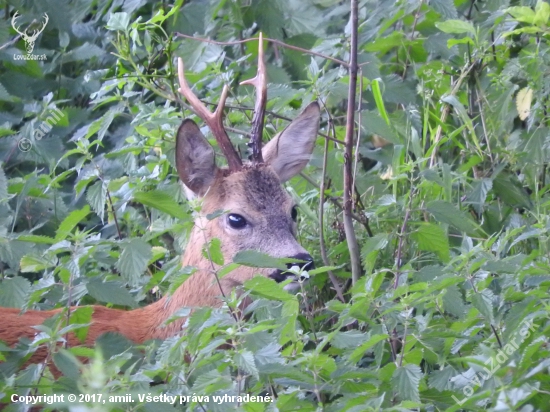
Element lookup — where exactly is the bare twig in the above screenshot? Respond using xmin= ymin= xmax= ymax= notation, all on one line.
xmin=174 ymin=32 xmax=348 ymax=67
xmin=343 ymin=0 xmax=362 ymax=285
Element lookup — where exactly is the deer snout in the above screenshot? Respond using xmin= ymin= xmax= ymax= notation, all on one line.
xmin=269 ymin=253 xmax=314 ymax=289
xmin=285 ymin=253 xmax=315 ymax=272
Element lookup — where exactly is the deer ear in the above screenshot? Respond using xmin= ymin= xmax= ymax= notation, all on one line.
xmin=176 ymin=120 xmax=218 ymax=197
xmin=262 ymin=102 xmax=320 ymax=183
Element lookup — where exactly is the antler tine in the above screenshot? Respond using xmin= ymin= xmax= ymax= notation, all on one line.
xmin=11 ymin=12 xmax=25 ymax=36
xmin=240 ymin=32 xmax=267 ymax=164
xmin=177 ymin=57 xmax=242 ymax=171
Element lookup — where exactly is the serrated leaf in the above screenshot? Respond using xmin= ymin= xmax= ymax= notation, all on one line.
xmin=234 ymin=350 xmax=259 ymax=379
xmin=55 ymin=205 xmax=91 ymax=241
xmin=392 ymin=364 xmax=421 ymax=402
xmin=86 ymin=278 xmax=137 ymax=307
xmin=428 ymin=366 xmax=456 ymax=391
xmin=431 ymin=0 xmax=458 ymax=19
xmin=411 ymin=223 xmax=450 ymax=262
xmin=436 ymin=19 xmax=475 ymax=35
xmin=464 ymin=179 xmax=492 ymax=215
xmin=426 ymin=200 xmax=481 ymax=236
xmin=471 ymin=289 xmax=494 ymax=323
xmin=0 ymin=276 xmax=31 ymax=308
xmin=116 ymin=238 xmax=152 ymax=286
xmin=86 ymin=180 xmax=106 ymax=222
xmin=516 ymin=87 xmax=533 ymax=120
xmin=133 ymin=190 xmax=187 ymax=220
xmin=443 ymin=285 xmax=466 ymax=318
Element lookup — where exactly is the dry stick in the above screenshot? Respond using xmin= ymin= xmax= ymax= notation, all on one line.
xmin=351 ymin=69 xmax=363 ymax=204
xmin=319 ymin=110 xmax=346 ymax=303
xmin=174 ymin=32 xmax=348 ymax=67
xmin=429 ymin=59 xmax=478 ymax=167
xmin=343 ymin=0 xmax=362 ymax=286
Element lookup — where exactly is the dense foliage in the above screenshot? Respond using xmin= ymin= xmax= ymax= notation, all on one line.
xmin=1 ymin=0 xmax=550 ymax=410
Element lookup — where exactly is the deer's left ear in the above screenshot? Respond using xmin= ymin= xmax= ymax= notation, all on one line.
xmin=262 ymin=102 xmax=320 ymax=183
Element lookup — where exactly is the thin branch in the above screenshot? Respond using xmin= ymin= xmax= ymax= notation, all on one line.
xmin=319 ymin=105 xmax=345 ymax=303
xmin=174 ymin=32 xmax=348 ymax=67
xmin=343 ymin=0 xmax=362 ymax=285
xmin=393 ymin=187 xmax=415 ymax=289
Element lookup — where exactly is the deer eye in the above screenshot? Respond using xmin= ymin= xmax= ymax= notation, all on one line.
xmin=291 ymin=206 xmax=298 ymax=222
xmin=228 ymin=213 xmax=247 ymax=229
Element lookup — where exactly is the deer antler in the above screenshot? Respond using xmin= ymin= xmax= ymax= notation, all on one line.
xmin=240 ymin=32 xmax=267 ymax=164
xmin=11 ymin=12 xmax=26 ymax=37
xmin=177 ymin=58 xmax=242 ymax=171
xmin=27 ymin=13 xmax=49 ymax=42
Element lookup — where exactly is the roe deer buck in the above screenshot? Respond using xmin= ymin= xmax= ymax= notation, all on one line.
xmin=0 ymin=36 xmax=321 ymax=365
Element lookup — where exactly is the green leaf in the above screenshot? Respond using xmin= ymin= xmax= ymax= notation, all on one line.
xmin=471 ymin=289 xmax=494 ymax=323
xmin=492 ymin=172 xmax=533 ymax=210
xmin=55 ymin=205 xmax=91 ymax=241
xmin=430 ymin=0 xmax=458 ymax=19
xmin=505 ymin=6 xmax=536 ymax=24
xmin=107 ymin=12 xmax=130 ymax=31
xmin=86 ymin=180 xmax=106 ymax=222
xmin=244 ymin=276 xmax=295 ymax=302
xmin=202 ymin=237 xmax=224 ymax=266
xmin=0 ymin=276 xmax=31 ymax=308
xmin=443 ymin=286 xmax=466 ymax=318
xmin=116 ymin=239 xmax=152 ymax=286
xmin=20 ymin=255 xmax=57 ymax=273
xmin=17 ymin=235 xmax=56 ymax=245
xmin=392 ymin=364 xmax=422 ymax=403
xmin=234 ymin=350 xmax=259 ymax=379
xmin=411 ymin=223 xmax=450 ymax=262
xmin=133 ymin=190 xmax=187 ymax=220
xmin=436 ymin=19 xmax=475 ymax=35
xmin=349 ymin=334 xmax=388 ymax=363
xmin=233 ymin=250 xmax=287 ymax=270
xmin=371 ymin=79 xmax=390 ymax=125
xmin=534 ymin=0 xmax=550 ymax=27
xmin=361 ymin=233 xmax=388 ymax=274
xmin=464 ymin=179 xmax=492 ymax=215
xmin=86 ymin=278 xmax=137 ymax=307
xmin=426 ymin=200 xmax=481 ymax=237
xmin=69 ymin=306 xmax=93 ymax=343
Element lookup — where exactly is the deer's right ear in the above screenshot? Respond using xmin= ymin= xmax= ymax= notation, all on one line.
xmin=176 ymin=120 xmax=218 ymax=197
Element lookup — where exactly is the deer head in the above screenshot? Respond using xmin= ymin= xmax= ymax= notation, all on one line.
xmin=11 ymin=11 xmax=49 ymax=54
xmin=175 ymin=35 xmax=320 ymax=294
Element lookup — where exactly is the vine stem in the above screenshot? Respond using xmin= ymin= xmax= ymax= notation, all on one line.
xmin=343 ymin=0 xmax=362 ymax=285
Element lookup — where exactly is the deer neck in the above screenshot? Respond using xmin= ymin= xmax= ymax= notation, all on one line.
xmin=141 ymin=224 xmax=230 ymax=340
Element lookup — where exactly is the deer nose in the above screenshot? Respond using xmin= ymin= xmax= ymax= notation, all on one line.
xmin=286 ymin=253 xmax=315 ymax=271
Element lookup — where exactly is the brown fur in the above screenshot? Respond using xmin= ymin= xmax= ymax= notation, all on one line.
xmin=0 ymin=102 xmax=320 ymax=369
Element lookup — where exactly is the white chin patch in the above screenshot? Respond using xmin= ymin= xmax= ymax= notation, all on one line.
xmin=283 ymin=281 xmax=301 ymax=292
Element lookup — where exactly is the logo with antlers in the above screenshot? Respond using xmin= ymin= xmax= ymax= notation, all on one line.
xmin=11 ymin=11 xmax=49 ymax=54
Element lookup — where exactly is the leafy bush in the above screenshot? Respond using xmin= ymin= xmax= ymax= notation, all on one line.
xmin=1 ymin=0 xmax=550 ymax=411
